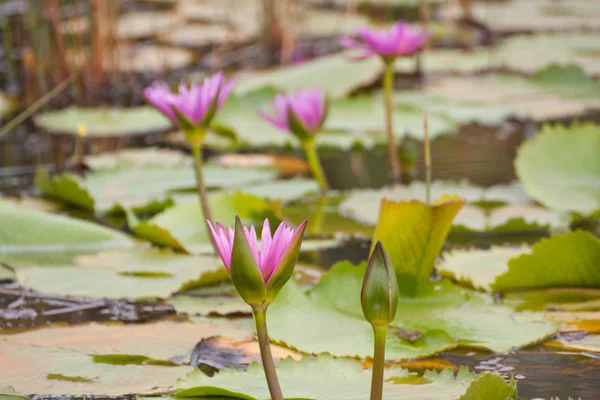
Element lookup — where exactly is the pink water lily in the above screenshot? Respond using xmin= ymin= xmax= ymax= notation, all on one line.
xmin=208 ymin=218 xmax=307 ymax=285
xmin=259 ymin=88 xmax=326 ymax=138
xmin=339 ymin=21 xmax=430 ymax=60
xmin=144 ymin=72 xmax=235 ymax=127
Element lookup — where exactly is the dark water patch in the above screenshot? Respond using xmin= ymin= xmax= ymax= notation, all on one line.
xmin=0 ymin=283 xmax=176 ymax=331
xmin=444 ymin=349 xmax=600 ymax=400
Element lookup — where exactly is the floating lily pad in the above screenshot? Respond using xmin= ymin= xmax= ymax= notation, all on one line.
xmin=339 ymin=181 xmax=561 ymax=233
xmin=442 ymin=0 xmax=600 ymax=33
xmin=16 ymin=247 xmax=226 ymax=299
xmin=516 ymin=123 xmax=600 ymax=215
xmin=162 ymin=24 xmax=252 ymax=47
xmin=129 ymin=192 xmax=278 ymax=253
xmin=504 ymin=288 xmax=600 ymax=312
xmin=170 ymin=293 xmax=247 ymax=316
xmin=0 ymin=202 xmax=133 ymax=254
xmin=271 ymin=261 xmax=557 ymax=355
xmin=35 ymin=106 xmax=172 ymax=137
xmin=395 ymin=49 xmax=500 ymax=75
xmin=547 ymin=335 xmax=600 ymax=353
xmin=0 ymin=321 xmax=248 ymax=395
xmin=174 ymin=354 xmax=517 ymax=400
xmin=498 ymin=33 xmax=600 ymax=76
xmin=439 ymin=231 xmax=600 ymax=292
xmin=235 ymin=52 xmax=383 ymax=98
xmin=36 ymin=148 xmax=278 ymax=213
xmin=118 ymin=11 xmax=179 ymax=40
xmin=326 ymin=94 xmax=459 ymax=140
xmin=293 ymin=8 xmax=373 ymax=37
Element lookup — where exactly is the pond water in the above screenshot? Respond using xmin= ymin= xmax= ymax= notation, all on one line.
xmin=1 ymin=0 xmax=600 ymax=399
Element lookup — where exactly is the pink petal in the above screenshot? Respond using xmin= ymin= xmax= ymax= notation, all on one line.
xmin=265 ymin=220 xmax=307 ymax=283
xmin=208 ymin=221 xmax=232 ymax=270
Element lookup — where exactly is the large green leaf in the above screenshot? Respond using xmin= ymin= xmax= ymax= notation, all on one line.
xmin=0 ymin=321 xmax=248 ymax=395
xmin=15 ymin=247 xmax=226 ymax=299
xmin=174 ymin=354 xmax=517 ymax=400
xmin=371 ymin=197 xmax=464 ymax=281
xmin=235 ymin=52 xmax=382 ymax=98
xmin=269 ymin=266 xmax=456 ymax=359
xmin=129 ymin=192 xmax=278 ymax=253
xmin=439 ymin=231 xmax=600 ymax=292
xmin=515 ymin=122 xmax=600 ymax=214
xmin=36 ymin=148 xmax=278 ymax=213
xmin=34 ymin=106 xmax=172 ymax=136
xmin=270 ymin=262 xmax=557 ymax=355
xmin=0 ymin=202 xmax=133 ymax=253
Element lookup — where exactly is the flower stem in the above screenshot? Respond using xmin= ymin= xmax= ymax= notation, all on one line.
xmin=302 ymin=138 xmax=329 ymax=193
xmin=423 ymin=114 xmax=431 ymax=204
xmin=253 ymin=306 xmax=284 ymax=400
xmin=383 ymin=62 xmax=401 ymax=184
xmin=370 ymin=324 xmax=388 ymax=400
xmin=190 ymin=143 xmax=218 ymax=254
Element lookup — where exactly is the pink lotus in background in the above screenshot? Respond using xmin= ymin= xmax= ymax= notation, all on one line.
xmin=339 ymin=21 xmax=430 ymax=61
xmin=208 ymin=218 xmax=307 ymax=288
xmin=144 ymin=72 xmax=235 ymax=128
xmin=259 ymin=88 xmax=330 ymax=191
xmin=259 ymin=88 xmax=326 ymax=138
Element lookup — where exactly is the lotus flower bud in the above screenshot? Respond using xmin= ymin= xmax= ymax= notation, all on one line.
xmin=361 ymin=241 xmax=399 ymax=327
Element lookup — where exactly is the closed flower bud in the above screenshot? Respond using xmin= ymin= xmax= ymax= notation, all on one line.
xmin=361 ymin=241 xmax=399 ymax=327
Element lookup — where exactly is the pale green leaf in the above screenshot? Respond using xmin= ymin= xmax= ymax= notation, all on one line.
xmin=515 ymin=122 xmax=600 ymax=214
xmin=174 ymin=354 xmax=515 ymax=400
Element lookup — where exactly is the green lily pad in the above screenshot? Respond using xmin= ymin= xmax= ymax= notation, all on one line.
xmin=439 ymin=231 xmax=600 ymax=292
xmin=235 ymin=178 xmax=319 ymax=203
xmin=174 ymin=355 xmax=517 ymax=400
xmin=36 ymin=148 xmax=278 ymax=213
xmin=0 ymin=387 xmax=29 ymax=400
xmin=235 ymin=52 xmax=383 ymax=98
xmin=498 ymin=33 xmax=600 ymax=76
xmin=504 ymin=288 xmax=600 ymax=312
xmin=129 ymin=192 xmax=278 ymax=254
xmin=34 ymin=106 xmax=172 ymax=137
xmin=395 ymin=49 xmax=500 ymax=75
xmin=170 ymin=293 xmax=248 ymax=316
xmin=0 ymin=202 xmax=133 ymax=254
xmin=326 ymin=94 xmax=459 ymax=140
xmin=15 ymin=247 xmax=226 ymax=299
xmin=271 ymin=261 xmax=557 ymax=355
xmin=548 ymin=335 xmax=600 ymax=353
xmin=339 ymin=182 xmax=566 ymax=233
xmin=515 ymin=122 xmax=600 ymax=214
xmin=442 ymin=0 xmax=600 ymax=33
xmin=0 ymin=321 xmax=248 ymax=395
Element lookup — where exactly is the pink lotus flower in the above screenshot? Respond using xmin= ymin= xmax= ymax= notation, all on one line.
xmin=209 ymin=218 xmax=306 ymax=281
xmin=144 ymin=72 xmax=235 ymax=128
xmin=339 ymin=21 xmax=430 ymax=60
xmin=259 ymin=88 xmax=327 ymax=139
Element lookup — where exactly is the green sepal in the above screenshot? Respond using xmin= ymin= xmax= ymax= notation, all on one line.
xmin=265 ymin=220 xmax=308 ymax=303
xmin=320 ymin=95 xmax=330 ymax=129
xmin=229 ymin=216 xmax=266 ymax=306
xmin=199 ymin=85 xmax=221 ymax=129
xmin=287 ymin=107 xmax=313 ymax=142
xmin=173 ymin=107 xmax=197 ymax=133
xmin=361 ymin=241 xmax=399 ymax=327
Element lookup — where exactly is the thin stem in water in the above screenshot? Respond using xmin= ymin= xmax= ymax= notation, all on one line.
xmin=424 ymin=114 xmax=431 ymax=204
xmin=190 ymin=144 xmax=218 ymax=254
xmin=383 ymin=62 xmax=401 ymax=184
xmin=370 ymin=325 xmax=388 ymax=400
xmin=253 ymin=306 xmax=284 ymax=400
xmin=302 ymin=138 xmax=329 ymax=192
